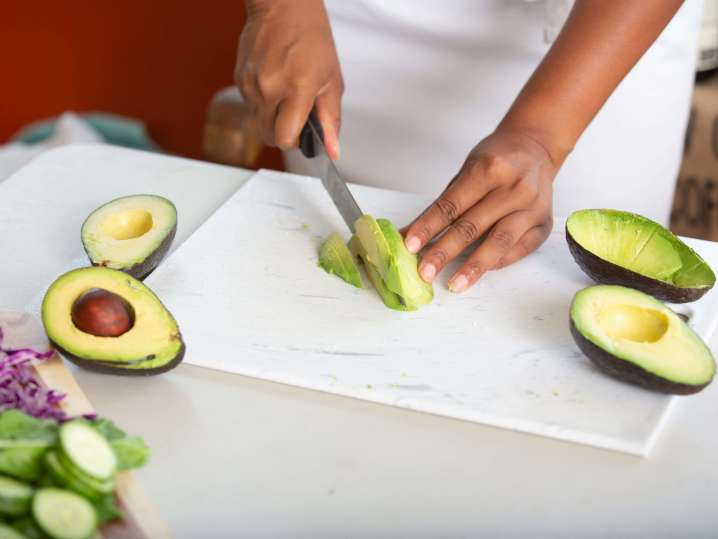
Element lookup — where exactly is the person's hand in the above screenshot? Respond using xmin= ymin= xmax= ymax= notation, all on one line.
xmin=403 ymin=129 xmax=560 ymax=293
xmin=235 ymin=0 xmax=343 ymax=159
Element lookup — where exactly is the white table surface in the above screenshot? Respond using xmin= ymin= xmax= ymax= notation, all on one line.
xmin=2 ymin=146 xmax=718 ymax=538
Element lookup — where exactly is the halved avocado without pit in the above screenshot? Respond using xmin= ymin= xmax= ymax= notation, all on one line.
xmin=81 ymin=194 xmax=177 ymax=281
xmin=570 ymin=285 xmax=715 ymax=394
xmin=566 ymin=209 xmax=715 ymax=303
xmin=42 ymin=267 xmax=185 ymax=375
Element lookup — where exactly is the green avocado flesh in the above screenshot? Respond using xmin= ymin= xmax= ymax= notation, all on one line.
xmin=570 ymin=285 xmax=715 ymax=393
xmin=318 ymin=232 xmax=363 ymax=288
xmin=352 ymin=215 xmax=433 ymax=311
xmin=566 ymin=209 xmax=715 ymax=289
xmin=42 ymin=267 xmax=184 ymax=375
xmin=81 ymin=194 xmax=177 ymax=280
xmin=349 ymin=236 xmax=408 ymax=310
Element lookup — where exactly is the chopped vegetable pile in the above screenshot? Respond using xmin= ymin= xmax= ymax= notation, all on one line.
xmin=0 ymin=409 xmax=149 ymax=538
xmin=0 ymin=315 xmax=150 ymax=538
xmin=0 ymin=329 xmax=65 ymax=422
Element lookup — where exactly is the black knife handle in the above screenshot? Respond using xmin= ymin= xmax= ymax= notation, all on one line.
xmin=299 ymin=109 xmax=324 ymax=158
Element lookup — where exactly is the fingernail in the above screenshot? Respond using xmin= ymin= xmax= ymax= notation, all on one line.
xmin=405 ymin=236 xmax=421 ymax=253
xmin=333 ymin=140 xmax=341 ymax=160
xmin=449 ymin=275 xmax=468 ymax=293
xmin=420 ymin=263 xmax=436 ymax=282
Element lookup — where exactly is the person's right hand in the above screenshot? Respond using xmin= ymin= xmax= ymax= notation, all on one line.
xmin=235 ymin=0 xmax=343 ymax=159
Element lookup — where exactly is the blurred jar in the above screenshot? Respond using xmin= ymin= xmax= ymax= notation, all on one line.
xmin=697 ymin=0 xmax=718 ymax=74
xmin=203 ymin=87 xmax=262 ymax=168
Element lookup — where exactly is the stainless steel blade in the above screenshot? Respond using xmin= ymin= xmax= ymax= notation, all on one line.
xmin=308 ymin=122 xmax=363 ymax=231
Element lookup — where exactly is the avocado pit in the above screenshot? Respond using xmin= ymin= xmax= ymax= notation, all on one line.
xmin=71 ymin=288 xmax=134 ymax=337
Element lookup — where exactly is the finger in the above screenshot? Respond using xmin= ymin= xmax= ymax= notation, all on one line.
xmin=418 ymin=189 xmax=520 ymax=283
xmin=234 ymin=67 xmax=277 ymax=145
xmin=403 ymin=169 xmax=494 ymax=255
xmin=274 ymin=91 xmax=317 ymax=150
xmin=491 ymin=222 xmax=552 ymax=271
xmin=235 ymin=72 xmax=260 ymax=106
xmin=315 ymin=76 xmax=343 ymax=160
xmin=257 ymin=97 xmax=281 ymax=147
xmin=446 ymin=211 xmax=536 ymax=292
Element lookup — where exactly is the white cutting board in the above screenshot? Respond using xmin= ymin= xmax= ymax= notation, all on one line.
xmin=146 ymin=169 xmax=718 ymax=456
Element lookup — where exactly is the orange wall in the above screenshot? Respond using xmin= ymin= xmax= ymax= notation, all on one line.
xmin=1 ymin=2 xmax=281 ymax=168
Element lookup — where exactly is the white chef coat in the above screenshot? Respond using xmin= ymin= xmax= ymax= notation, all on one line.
xmin=284 ymin=0 xmax=703 ymax=225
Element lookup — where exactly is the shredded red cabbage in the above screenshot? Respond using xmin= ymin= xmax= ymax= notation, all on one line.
xmin=0 ymin=327 xmax=67 ymax=421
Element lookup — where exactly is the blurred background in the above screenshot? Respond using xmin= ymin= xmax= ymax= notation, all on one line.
xmin=1 ymin=1 xmax=717 ymax=240
xmin=0 ymin=1 xmax=282 ymax=170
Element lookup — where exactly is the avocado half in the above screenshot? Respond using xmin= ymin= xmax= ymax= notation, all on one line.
xmin=81 ymin=194 xmax=177 ymax=281
xmin=566 ymin=209 xmax=715 ymax=303
xmin=42 ymin=267 xmax=185 ymax=375
xmin=570 ymin=285 xmax=715 ymax=394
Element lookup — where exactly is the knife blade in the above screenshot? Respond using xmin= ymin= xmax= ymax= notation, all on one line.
xmin=299 ymin=110 xmax=363 ymax=232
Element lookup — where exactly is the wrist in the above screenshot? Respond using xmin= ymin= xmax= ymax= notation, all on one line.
xmin=497 ymin=110 xmax=575 ymax=168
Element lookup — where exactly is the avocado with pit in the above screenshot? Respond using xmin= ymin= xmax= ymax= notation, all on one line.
xmin=353 ymin=215 xmax=433 ymax=311
xmin=81 ymin=194 xmax=177 ymax=280
xmin=42 ymin=267 xmax=185 ymax=375
xmin=570 ymin=284 xmax=715 ymax=394
xmin=566 ymin=209 xmax=715 ymax=303
xmin=318 ymin=232 xmax=363 ymax=288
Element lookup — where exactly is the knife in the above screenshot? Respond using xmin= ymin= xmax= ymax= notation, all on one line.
xmin=299 ymin=110 xmax=363 ymax=232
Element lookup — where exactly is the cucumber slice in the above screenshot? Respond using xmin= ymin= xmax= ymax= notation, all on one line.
xmin=59 ymin=421 xmax=116 ymax=481
xmin=0 ymin=476 xmax=33 ymax=517
xmin=44 ymin=451 xmax=103 ymax=501
xmin=9 ymin=518 xmax=44 ymax=539
xmin=0 ymin=523 xmax=27 ymax=539
xmin=56 ymin=453 xmax=114 ymax=495
xmin=32 ymin=488 xmax=97 ymax=539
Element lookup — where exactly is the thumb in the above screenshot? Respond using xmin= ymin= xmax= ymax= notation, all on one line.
xmin=315 ymin=77 xmax=343 ymax=160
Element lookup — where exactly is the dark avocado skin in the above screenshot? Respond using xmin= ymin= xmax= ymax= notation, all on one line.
xmin=565 ymin=228 xmax=711 ymax=304
xmin=569 ymin=320 xmax=709 ymax=395
xmin=86 ymin=223 xmax=176 ymax=282
xmin=51 ymin=340 xmax=185 ymax=376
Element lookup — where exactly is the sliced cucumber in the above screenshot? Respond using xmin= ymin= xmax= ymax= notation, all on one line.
xmin=44 ymin=451 xmax=103 ymax=501
xmin=32 ymin=488 xmax=97 ymax=539
xmin=9 ymin=518 xmax=44 ymax=539
xmin=0 ymin=476 xmax=33 ymax=517
xmin=55 ymin=452 xmax=114 ymax=495
xmin=58 ymin=421 xmax=116 ymax=482
xmin=0 ymin=523 xmax=27 ymax=539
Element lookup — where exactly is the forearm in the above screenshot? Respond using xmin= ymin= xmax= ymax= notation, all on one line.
xmin=243 ymin=0 xmax=324 ymax=18
xmin=499 ymin=0 xmax=684 ymax=164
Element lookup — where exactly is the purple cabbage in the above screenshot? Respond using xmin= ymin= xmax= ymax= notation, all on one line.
xmin=0 ymin=327 xmax=67 ymax=421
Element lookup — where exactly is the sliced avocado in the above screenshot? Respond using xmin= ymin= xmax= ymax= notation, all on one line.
xmin=349 ymin=236 xmax=409 ymax=311
xmin=566 ymin=209 xmax=716 ymax=303
xmin=42 ymin=267 xmax=185 ymax=376
xmin=570 ymin=284 xmax=715 ymax=394
xmin=354 ymin=215 xmax=433 ymax=311
xmin=376 ymin=219 xmax=434 ymax=309
xmin=318 ymin=232 xmax=363 ymax=288
xmin=81 ymin=194 xmax=177 ymax=281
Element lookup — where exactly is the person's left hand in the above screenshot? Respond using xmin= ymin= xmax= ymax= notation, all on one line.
xmin=402 ymin=128 xmax=561 ymax=293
